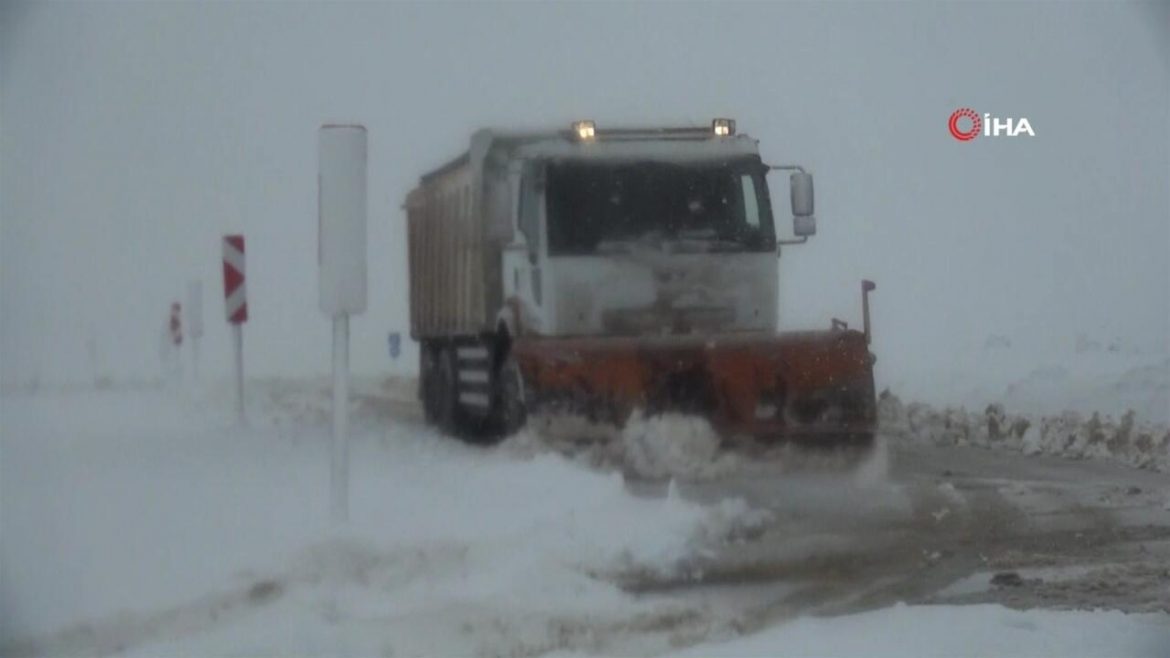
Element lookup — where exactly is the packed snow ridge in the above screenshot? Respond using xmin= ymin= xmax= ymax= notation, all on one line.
xmin=878 ymin=390 xmax=1170 ymax=473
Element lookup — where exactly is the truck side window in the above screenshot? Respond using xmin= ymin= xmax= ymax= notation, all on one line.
xmin=518 ymin=167 xmax=541 ymax=254
xmin=741 ymin=174 xmax=761 ymax=228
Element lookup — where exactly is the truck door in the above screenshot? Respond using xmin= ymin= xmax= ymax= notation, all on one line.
xmin=502 ymin=161 xmax=546 ymax=332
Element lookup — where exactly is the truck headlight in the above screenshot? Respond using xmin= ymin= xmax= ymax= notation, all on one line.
xmin=712 ymin=118 xmax=736 ymax=136
xmin=571 ymin=120 xmax=596 ymax=141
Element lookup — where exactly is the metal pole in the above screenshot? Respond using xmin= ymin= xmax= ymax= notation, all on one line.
xmin=331 ymin=314 xmax=350 ymax=523
xmin=233 ymin=324 xmax=244 ymax=423
xmin=87 ymin=331 xmax=99 ymax=388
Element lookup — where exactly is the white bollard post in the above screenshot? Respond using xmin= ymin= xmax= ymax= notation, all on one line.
xmin=331 ymin=314 xmax=350 ymax=523
xmin=318 ymin=124 xmax=367 ymax=526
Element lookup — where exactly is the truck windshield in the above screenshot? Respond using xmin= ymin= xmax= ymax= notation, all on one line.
xmin=545 ymin=159 xmax=776 ymax=256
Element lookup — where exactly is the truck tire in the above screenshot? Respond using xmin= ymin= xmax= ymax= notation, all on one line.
xmin=494 ymin=353 xmax=527 ymax=437
xmin=425 ymin=338 xmax=522 ymax=443
xmin=435 ymin=345 xmax=460 ymax=435
xmin=419 ymin=344 xmax=439 ymax=424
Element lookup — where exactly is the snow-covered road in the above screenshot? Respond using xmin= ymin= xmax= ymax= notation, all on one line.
xmin=2 ymin=381 xmax=1168 ymax=656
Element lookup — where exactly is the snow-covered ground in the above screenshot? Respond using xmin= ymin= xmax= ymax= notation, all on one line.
xmin=0 ymin=384 xmax=768 ymax=655
xmin=3 ymin=377 xmax=1169 ymax=656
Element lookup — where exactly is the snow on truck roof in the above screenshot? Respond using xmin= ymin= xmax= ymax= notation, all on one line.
xmin=417 ymin=127 xmax=761 ymax=185
xmin=513 ymin=133 xmax=761 ymax=163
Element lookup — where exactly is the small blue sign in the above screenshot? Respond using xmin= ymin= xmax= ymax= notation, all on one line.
xmin=388 ymin=332 xmax=401 ymax=360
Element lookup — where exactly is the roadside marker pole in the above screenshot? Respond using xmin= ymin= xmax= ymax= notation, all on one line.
xmin=319 ymin=124 xmax=368 ymax=525
xmin=222 ymin=234 xmax=248 ymax=424
xmin=187 ymin=280 xmax=204 ymax=380
xmin=193 ymin=333 xmax=201 ymax=380
xmin=331 ymin=315 xmax=349 ymax=522
xmin=233 ymin=323 xmax=244 ymax=422
xmin=169 ymin=302 xmax=183 ymax=381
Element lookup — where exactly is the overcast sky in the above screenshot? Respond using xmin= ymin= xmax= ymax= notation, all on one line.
xmin=2 ymin=1 xmax=1167 ymax=398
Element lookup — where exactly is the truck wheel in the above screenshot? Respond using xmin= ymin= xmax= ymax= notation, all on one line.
xmin=420 ymin=344 xmax=439 ymax=424
xmin=494 ymin=354 xmax=527 ymax=437
xmin=435 ymin=346 xmax=460 ymax=435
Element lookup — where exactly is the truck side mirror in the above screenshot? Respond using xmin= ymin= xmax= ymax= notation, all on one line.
xmin=790 ymin=172 xmax=816 ymax=237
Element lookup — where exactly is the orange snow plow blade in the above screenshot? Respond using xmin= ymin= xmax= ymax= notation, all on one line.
xmin=512 ymin=330 xmax=877 ymax=442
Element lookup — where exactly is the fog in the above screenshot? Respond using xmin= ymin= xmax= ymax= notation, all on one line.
xmin=2 ymin=1 xmax=1167 ymax=403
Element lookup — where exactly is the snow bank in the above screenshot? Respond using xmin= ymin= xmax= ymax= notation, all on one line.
xmin=669 ymin=602 xmax=1170 ymax=658
xmin=879 ymin=390 xmax=1170 ymax=472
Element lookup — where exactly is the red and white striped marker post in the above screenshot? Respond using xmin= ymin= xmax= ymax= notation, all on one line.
xmin=222 ymin=234 xmax=248 ymax=423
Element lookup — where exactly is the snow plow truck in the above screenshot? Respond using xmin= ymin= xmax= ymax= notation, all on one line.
xmin=404 ymin=119 xmax=877 ymax=445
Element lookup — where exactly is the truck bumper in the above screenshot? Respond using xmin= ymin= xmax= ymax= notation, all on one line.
xmin=512 ymin=330 xmax=877 ymax=442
